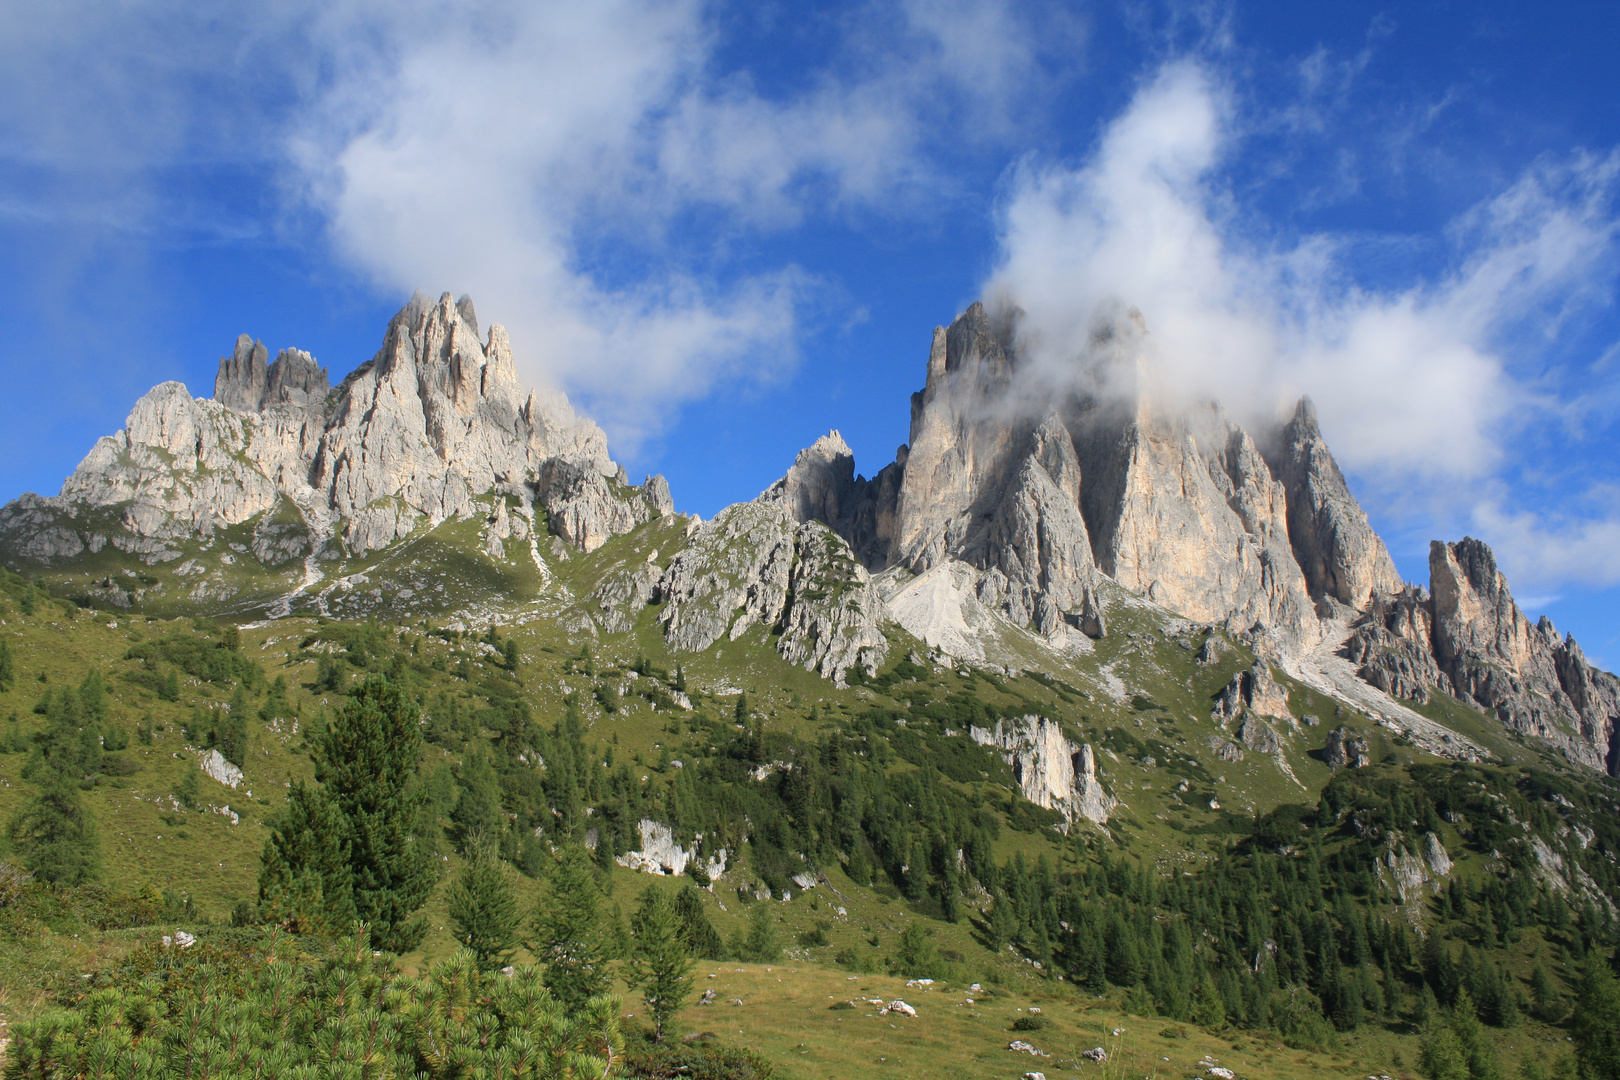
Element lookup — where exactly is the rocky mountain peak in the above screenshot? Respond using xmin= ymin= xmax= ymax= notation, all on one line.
xmin=214 ymin=336 xmax=331 ymax=414
xmin=1349 ymin=534 xmax=1620 ymax=774
xmin=0 ymin=293 xmax=671 ymax=568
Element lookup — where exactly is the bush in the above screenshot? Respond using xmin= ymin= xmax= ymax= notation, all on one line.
xmin=624 ymin=1039 xmax=776 ymax=1080
xmin=1011 ymin=1015 xmax=1047 ymax=1031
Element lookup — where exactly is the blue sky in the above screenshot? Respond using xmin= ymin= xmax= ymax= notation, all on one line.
xmin=2 ymin=1 xmax=1618 ymax=662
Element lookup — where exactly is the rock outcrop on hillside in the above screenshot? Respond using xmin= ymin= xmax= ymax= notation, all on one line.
xmin=0 ymin=292 xmax=669 ymax=567
xmin=654 ymin=500 xmax=887 ymax=683
xmin=969 ymin=715 xmax=1115 ymax=826
xmin=1349 ymin=538 xmax=1620 ymax=775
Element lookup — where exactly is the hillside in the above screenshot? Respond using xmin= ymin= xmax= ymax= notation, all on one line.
xmin=0 ymin=296 xmax=1616 ymax=1079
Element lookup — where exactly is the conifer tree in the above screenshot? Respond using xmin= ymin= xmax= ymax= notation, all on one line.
xmin=257 ymin=675 xmax=436 ymax=951
xmin=451 ymin=746 xmax=504 ymax=852
xmin=258 ymin=779 xmax=354 ymax=933
xmin=628 ymin=884 xmax=695 ymax=1043
xmin=8 ymin=683 xmax=103 ymax=885
xmin=6 ymin=774 xmax=102 ymax=885
xmin=674 ymin=884 xmax=725 ymax=959
xmin=1571 ymin=954 xmax=1620 ymax=1080
xmin=732 ymin=902 xmax=781 ymax=963
xmin=448 ymin=837 xmax=519 ymax=971
xmin=530 ymin=845 xmax=615 ymax=1009
xmin=215 ymin=685 xmax=249 ymax=767
xmin=0 ymin=639 xmax=13 ymax=689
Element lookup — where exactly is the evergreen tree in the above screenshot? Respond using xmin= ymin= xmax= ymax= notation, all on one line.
xmin=674 ymin=884 xmax=725 ymax=960
xmin=530 ymin=845 xmax=615 ymax=1009
xmin=1531 ymin=964 xmax=1563 ymax=1022
xmin=258 ymin=779 xmax=354 ymax=933
xmin=1571 ymin=954 xmax=1620 ymax=1080
xmin=732 ymin=902 xmax=782 ymax=963
xmin=7 ymin=682 xmax=103 ymax=885
xmin=77 ymin=670 xmax=107 ymax=725
xmin=0 ymin=638 xmax=13 ymax=689
xmin=215 ymin=685 xmax=249 ymax=767
xmin=257 ymin=675 xmax=437 ymax=951
xmin=890 ymin=922 xmax=940 ymax=979
xmin=450 ymin=746 xmax=504 ymax=852
xmin=6 ymin=774 xmax=101 ymax=885
xmin=158 ymin=668 xmax=180 ymax=702
xmin=447 ymin=837 xmax=520 ymax=971
xmin=1106 ymin=911 xmax=1142 ymax=987
xmin=627 ymin=884 xmax=695 ymax=1043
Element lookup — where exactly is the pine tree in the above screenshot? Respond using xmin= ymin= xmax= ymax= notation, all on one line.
xmin=1571 ymin=954 xmax=1620 ymax=1080
xmin=530 ymin=845 xmax=614 ymax=1009
xmin=6 ymin=774 xmax=102 ymax=885
xmin=451 ymin=746 xmax=504 ymax=852
xmin=8 ymin=681 xmax=103 ymax=885
xmin=1531 ymin=964 xmax=1562 ymax=1022
xmin=257 ymin=779 xmax=355 ymax=933
xmin=732 ymin=902 xmax=781 ymax=963
xmin=0 ymin=639 xmax=13 ymax=689
xmin=447 ymin=838 xmax=519 ymax=971
xmin=673 ymin=884 xmax=725 ymax=960
xmin=627 ymin=884 xmax=695 ymax=1043
xmin=215 ymin=686 xmax=249 ymax=768
xmin=890 ymin=922 xmax=940 ymax=979
xmin=257 ymin=675 xmax=437 ymax=951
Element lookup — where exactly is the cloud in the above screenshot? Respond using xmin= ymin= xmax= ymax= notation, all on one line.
xmin=983 ymin=60 xmax=1620 ymax=486
xmin=1 ymin=0 xmax=1056 ymax=453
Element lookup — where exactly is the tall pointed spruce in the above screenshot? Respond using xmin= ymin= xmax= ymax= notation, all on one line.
xmin=448 ymin=836 xmax=520 ymax=971
xmin=627 ymin=884 xmax=694 ymax=1043
xmin=530 ymin=845 xmax=615 ymax=1009
xmin=8 ymin=684 xmax=102 ymax=884
xmin=257 ymin=675 xmax=437 ymax=951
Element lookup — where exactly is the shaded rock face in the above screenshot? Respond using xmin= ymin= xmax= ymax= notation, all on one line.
xmin=654 ymin=501 xmax=886 ymax=683
xmin=1323 ymin=725 xmax=1371 ymax=769
xmin=1211 ymin=662 xmax=1293 ymax=725
xmin=0 ymin=292 xmax=667 ymax=564
xmin=969 ymin=716 xmax=1115 ymax=826
xmin=1346 ymin=537 xmax=1620 ymax=775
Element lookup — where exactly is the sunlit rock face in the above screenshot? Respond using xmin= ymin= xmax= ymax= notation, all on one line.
xmin=0 ymin=292 xmax=669 ymax=562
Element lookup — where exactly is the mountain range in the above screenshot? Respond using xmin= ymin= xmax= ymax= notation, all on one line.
xmin=2 ymin=291 xmax=1612 ymax=780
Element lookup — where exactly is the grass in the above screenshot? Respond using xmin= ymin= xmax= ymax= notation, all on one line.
xmin=0 ymin=511 xmax=1610 ymax=1078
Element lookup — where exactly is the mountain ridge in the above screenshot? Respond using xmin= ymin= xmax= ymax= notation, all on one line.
xmin=0 ymin=292 xmax=1614 ymax=776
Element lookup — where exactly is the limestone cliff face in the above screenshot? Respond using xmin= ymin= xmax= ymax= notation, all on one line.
xmin=0 ymin=292 xmax=667 ymax=565
xmin=769 ymin=302 xmax=1339 ymax=657
xmin=654 ymin=500 xmax=887 ymax=683
xmin=1349 ymin=537 xmax=1620 ymax=775
xmin=1266 ymin=398 xmax=1404 ymax=613
xmin=969 ymin=716 xmax=1114 ymax=826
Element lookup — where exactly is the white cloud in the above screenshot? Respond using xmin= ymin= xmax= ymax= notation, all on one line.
xmin=1 ymin=0 xmax=1051 ymax=451
xmin=984 ymin=60 xmax=1620 ymax=487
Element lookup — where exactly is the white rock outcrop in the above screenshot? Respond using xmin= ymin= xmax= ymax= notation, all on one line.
xmin=655 ymin=501 xmax=887 ymax=683
xmin=970 ymin=716 xmax=1115 ymax=825
xmin=199 ymin=749 xmax=243 ymax=789
xmin=616 ymin=819 xmax=727 ymax=880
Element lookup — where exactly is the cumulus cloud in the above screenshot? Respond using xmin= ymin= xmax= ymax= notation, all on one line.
xmin=283 ymin=0 xmax=1068 ymax=448
xmin=1 ymin=0 xmax=1053 ymax=451
xmin=986 ymin=61 xmax=1620 ymax=480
